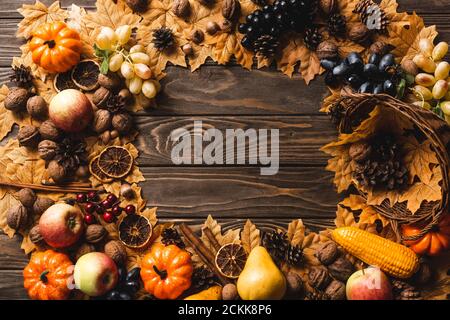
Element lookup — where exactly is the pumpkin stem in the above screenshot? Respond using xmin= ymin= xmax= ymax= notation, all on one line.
xmin=40 ymin=270 xmax=50 ymax=283
xmin=44 ymin=40 xmax=56 ymax=49
xmin=153 ymin=265 xmax=168 ymax=280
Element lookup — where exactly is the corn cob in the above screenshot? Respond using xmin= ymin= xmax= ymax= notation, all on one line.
xmin=331 ymin=227 xmax=419 ymax=279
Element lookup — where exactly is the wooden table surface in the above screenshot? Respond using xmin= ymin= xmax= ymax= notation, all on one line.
xmin=0 ymin=0 xmax=449 ymax=299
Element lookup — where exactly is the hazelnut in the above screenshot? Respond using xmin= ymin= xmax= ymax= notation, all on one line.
xmin=75 ymin=165 xmax=90 ymax=179
xmin=191 ymin=29 xmax=204 ymax=45
xmin=26 ymin=95 xmax=47 ymax=120
xmin=182 ymin=43 xmax=193 ymax=56
xmin=93 ymin=86 xmax=112 ymax=108
xmin=15 ymin=188 xmax=36 ymax=208
xmin=315 ymin=241 xmax=339 ymax=265
xmin=98 ymin=73 xmax=122 ymax=90
xmin=349 ymin=142 xmax=371 ymax=163
xmin=319 ymin=0 xmax=336 ymax=16
xmin=118 ymin=88 xmax=134 ymax=106
xmin=120 ymin=183 xmax=135 ymax=200
xmin=348 ymin=23 xmax=371 ymax=44
xmin=286 ymin=271 xmax=303 ymax=296
xmin=47 ymin=160 xmax=67 ymax=184
xmin=110 ymin=130 xmax=119 ymax=139
xmin=219 ymin=19 xmax=232 ymax=33
xmin=73 ymin=243 xmax=96 ymax=261
xmin=85 ymin=224 xmax=108 ymax=243
xmin=324 ymin=280 xmax=346 ymax=300
xmin=29 ymin=225 xmax=44 ymax=244
xmin=38 ymin=140 xmax=58 ymax=160
xmin=222 ymin=283 xmax=238 ymax=300
xmin=370 ymin=41 xmax=390 ymax=56
xmin=125 ymin=0 xmax=148 ymax=13
xmin=328 ymin=256 xmax=355 ymax=282
xmin=6 ymin=204 xmax=29 ymax=230
xmin=112 ymin=112 xmax=133 ymax=134
xmin=172 ymin=0 xmax=190 ymax=17
xmin=316 ymin=41 xmax=339 ymax=60
xmin=39 ymin=120 xmax=61 ymax=141
xmin=308 ymin=267 xmax=331 ymax=290
xmin=100 ymin=130 xmax=111 ymax=145
xmin=104 ymin=240 xmax=127 ymax=265
xmin=18 ymin=125 xmax=40 ymax=148
xmin=206 ymin=21 xmax=220 ymax=35
xmin=401 ymin=59 xmax=419 ymax=76
xmin=93 ymin=109 xmax=112 ymax=133
xmin=4 ymin=87 xmax=29 ymax=112
xmin=222 ymin=0 xmax=240 ymax=21
xmin=32 ymin=197 xmax=55 ymax=215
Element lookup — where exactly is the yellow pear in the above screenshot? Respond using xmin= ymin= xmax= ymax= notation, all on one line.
xmin=237 ymin=246 xmax=286 ymax=300
xmin=184 ymin=285 xmax=222 ymax=300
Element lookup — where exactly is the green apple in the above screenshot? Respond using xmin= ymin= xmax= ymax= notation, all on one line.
xmin=74 ymin=252 xmax=118 ymax=297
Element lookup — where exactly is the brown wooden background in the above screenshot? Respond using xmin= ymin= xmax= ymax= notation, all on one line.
xmin=0 ymin=0 xmax=449 ymax=299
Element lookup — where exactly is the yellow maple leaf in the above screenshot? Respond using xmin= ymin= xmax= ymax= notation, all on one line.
xmin=140 ymin=0 xmax=188 ymax=31
xmin=335 ymin=204 xmax=357 ymax=228
xmin=379 ymin=0 xmax=411 ymax=30
xmin=17 ymin=0 xmax=68 ymax=39
xmin=15 ymin=45 xmax=50 ymax=82
xmin=241 ymin=219 xmax=260 ymax=254
xmin=0 ymin=86 xmax=17 ymax=141
xmin=402 ymin=138 xmax=439 ymax=184
xmin=67 ymin=4 xmax=96 ymax=58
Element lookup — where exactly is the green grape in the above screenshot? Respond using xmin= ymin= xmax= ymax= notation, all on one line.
xmin=413 ymin=85 xmax=433 ymax=101
xmin=432 ymin=80 xmax=448 ymax=100
xmin=432 ymin=42 xmax=449 ymax=61
xmin=415 ymin=73 xmax=436 ymax=87
xmin=412 ymin=101 xmax=432 ymax=110
xmin=129 ymin=77 xmax=143 ymax=94
xmin=96 ymin=32 xmax=112 ymax=51
xmin=120 ymin=62 xmax=135 ymax=79
xmin=134 ymin=63 xmax=152 ymax=80
xmin=435 ymin=61 xmax=450 ymax=80
xmin=130 ymin=52 xmax=151 ymax=65
xmin=142 ymin=80 xmax=157 ymax=99
xmin=440 ymin=101 xmax=450 ymax=115
xmin=413 ymin=54 xmax=436 ymax=73
xmin=115 ymin=25 xmax=132 ymax=45
xmin=109 ymin=54 xmax=124 ymax=72
xmin=129 ymin=44 xmax=145 ymax=54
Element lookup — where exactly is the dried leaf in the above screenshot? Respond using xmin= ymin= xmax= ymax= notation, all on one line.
xmin=222 ymin=229 xmax=241 ymax=245
xmin=241 ymin=219 xmax=260 ymax=254
xmin=16 ymin=44 xmax=49 ymax=82
xmin=0 ymin=86 xmax=17 ymax=141
xmin=17 ymin=0 xmax=68 ymax=39
xmin=200 ymin=215 xmax=223 ymax=252
xmin=206 ymin=32 xmax=254 ymax=70
xmin=287 ymin=219 xmax=305 ymax=246
xmin=0 ymin=193 xmax=21 ymax=238
xmin=21 ymin=234 xmax=36 ymax=255
xmin=335 ymin=205 xmax=357 ymax=228
xmin=67 ymin=4 xmax=95 ymax=57
xmin=141 ymin=207 xmax=158 ymax=226
xmin=402 ymin=138 xmax=439 ymax=184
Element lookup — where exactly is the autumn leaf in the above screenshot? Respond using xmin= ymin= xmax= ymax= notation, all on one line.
xmin=67 ymin=4 xmax=96 ymax=57
xmin=200 ymin=215 xmax=223 ymax=252
xmin=241 ymin=219 xmax=260 ymax=254
xmin=335 ymin=205 xmax=357 ymax=228
xmin=15 ymin=44 xmax=49 ymax=82
xmin=0 ymin=86 xmax=17 ymax=141
xmin=379 ymin=0 xmax=411 ymax=30
xmin=206 ymin=32 xmax=254 ymax=70
xmin=222 ymin=228 xmax=241 ymax=245
xmin=17 ymin=0 xmax=68 ymax=39
xmin=402 ymin=138 xmax=439 ymax=184
xmin=0 ymin=193 xmax=21 ymax=238
xmin=141 ymin=207 xmax=158 ymax=226
xmin=287 ymin=219 xmax=305 ymax=247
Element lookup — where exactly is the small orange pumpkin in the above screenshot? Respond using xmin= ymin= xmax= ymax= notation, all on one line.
xmin=29 ymin=21 xmax=82 ymax=73
xmin=23 ymin=250 xmax=73 ymax=300
xmin=402 ymin=214 xmax=450 ymax=256
xmin=140 ymin=243 xmax=193 ymax=299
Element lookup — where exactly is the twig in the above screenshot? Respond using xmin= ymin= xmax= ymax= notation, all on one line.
xmin=202 ymin=226 xmax=221 ymax=254
xmin=0 ymin=181 xmax=100 ymax=193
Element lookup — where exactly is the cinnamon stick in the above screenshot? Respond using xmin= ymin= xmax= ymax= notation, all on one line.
xmin=0 ymin=181 xmax=99 ymax=193
xmin=180 ymin=224 xmax=229 ymax=285
xmin=202 ymin=226 xmax=221 ymax=254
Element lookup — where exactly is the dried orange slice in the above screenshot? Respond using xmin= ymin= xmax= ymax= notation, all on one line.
xmin=98 ymin=146 xmax=133 ymax=179
xmin=89 ymin=156 xmax=113 ymax=183
xmin=118 ymin=214 xmax=152 ymax=248
xmin=215 ymin=243 xmax=247 ymax=279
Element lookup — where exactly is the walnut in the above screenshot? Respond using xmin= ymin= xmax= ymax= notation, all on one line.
xmin=370 ymin=41 xmax=390 ymax=56
xmin=328 ymin=256 xmax=355 ymax=282
xmin=26 ymin=95 xmax=48 ymax=120
xmin=32 ymin=197 xmax=55 ymax=215
xmin=325 ymin=280 xmax=346 ymax=300
xmin=73 ymin=243 xmax=96 ymax=261
xmin=6 ymin=204 xmax=29 ymax=230
xmin=18 ymin=125 xmax=40 ymax=148
xmin=206 ymin=21 xmax=220 ymax=35
xmin=47 ymin=160 xmax=67 ymax=184
xmin=93 ymin=109 xmax=112 ymax=133
xmin=98 ymin=73 xmax=122 ymax=90
xmin=286 ymin=271 xmax=303 ymax=296
xmin=348 ymin=23 xmax=371 ymax=44
xmin=38 ymin=140 xmax=58 ymax=160
xmin=29 ymin=225 xmax=44 ymax=244
xmin=120 ymin=183 xmax=135 ymax=200
xmin=93 ymin=86 xmax=112 ymax=108
xmin=401 ymin=59 xmax=419 ymax=76
xmin=104 ymin=240 xmax=127 ymax=265
xmin=316 ymin=41 xmax=339 ymax=61
xmin=349 ymin=142 xmax=371 ymax=163
xmin=182 ymin=43 xmax=193 ymax=56
xmin=112 ymin=112 xmax=133 ymax=134
xmin=100 ymin=130 xmax=111 ymax=145
xmin=15 ymin=188 xmax=36 ymax=208
xmin=191 ymin=29 xmax=204 ymax=45
xmin=315 ymin=241 xmax=339 ymax=265
xmin=172 ymin=0 xmax=190 ymax=17
xmin=125 ymin=0 xmax=148 ymax=13
xmin=222 ymin=0 xmax=240 ymax=21
xmin=308 ymin=267 xmax=331 ymax=290
xmin=39 ymin=120 xmax=61 ymax=141
xmin=85 ymin=224 xmax=107 ymax=243
xmin=118 ymin=88 xmax=134 ymax=106
xmin=319 ymin=0 xmax=336 ymax=16
xmin=4 ymin=87 xmax=29 ymax=112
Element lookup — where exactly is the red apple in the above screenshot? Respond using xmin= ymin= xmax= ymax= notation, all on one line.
xmin=346 ymin=267 xmax=393 ymax=300
xmin=39 ymin=203 xmax=84 ymax=248
xmin=49 ymin=89 xmax=93 ymax=133
xmin=74 ymin=252 xmax=118 ymax=297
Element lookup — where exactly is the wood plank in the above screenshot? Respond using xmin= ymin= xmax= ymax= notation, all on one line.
xmin=138 ymin=166 xmax=340 ymax=219
xmin=0 ymin=233 xmax=28 ymax=269
xmin=0 ymin=270 xmax=27 ymax=299
xmin=134 ymin=115 xmax=335 ymax=165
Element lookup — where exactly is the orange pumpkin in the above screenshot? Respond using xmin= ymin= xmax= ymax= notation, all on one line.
xmin=23 ymin=250 xmax=74 ymax=300
xmin=29 ymin=21 xmax=82 ymax=73
xmin=140 ymin=243 xmax=193 ymax=299
xmin=402 ymin=215 xmax=450 ymax=256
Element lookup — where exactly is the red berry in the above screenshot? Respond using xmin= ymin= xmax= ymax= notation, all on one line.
xmin=85 ymin=202 xmax=97 ymax=214
xmin=87 ymin=191 xmax=98 ymax=201
xmin=76 ymin=193 xmax=87 ymax=203
xmin=84 ymin=214 xmax=95 ymax=225
xmin=101 ymin=199 xmax=113 ymax=209
xmin=103 ymin=212 xmax=114 ymax=223
xmin=107 ymin=194 xmax=118 ymax=204
xmin=125 ymin=205 xmax=136 ymax=215
xmin=112 ymin=205 xmax=123 ymax=216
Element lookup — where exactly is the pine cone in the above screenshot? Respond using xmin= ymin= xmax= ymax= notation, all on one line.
xmin=305 ymin=288 xmax=330 ymax=300
xmin=262 ymin=230 xmax=289 ymax=263
xmin=250 ymin=0 xmax=266 ymax=5
xmin=328 ymin=13 xmax=347 ymax=36
xmin=161 ymin=227 xmax=185 ymax=248
xmin=191 ymin=266 xmax=218 ymax=290
xmin=10 ymin=65 xmax=33 ymax=88
xmin=304 ymin=27 xmax=322 ymax=50
xmin=353 ymin=0 xmax=373 ymax=15
xmin=286 ymin=244 xmax=303 ymax=266
xmin=152 ymin=27 xmax=175 ymax=51
xmin=328 ymin=103 xmax=345 ymax=126
xmin=353 ymin=0 xmax=389 ymax=31
xmin=253 ymin=35 xmax=279 ymax=59
xmin=105 ymin=94 xmax=126 ymax=114
xmin=53 ymin=138 xmax=87 ymax=174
